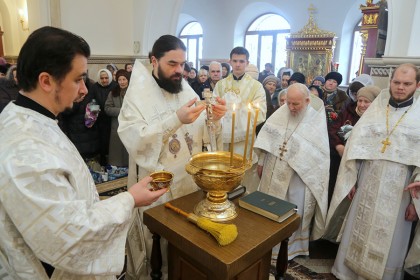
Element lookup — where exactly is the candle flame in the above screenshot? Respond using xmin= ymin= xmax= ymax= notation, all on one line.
xmin=248 ymin=103 xmax=252 ymax=110
xmin=232 ymin=103 xmax=236 ymax=111
xmin=256 ymin=103 xmax=259 ymax=109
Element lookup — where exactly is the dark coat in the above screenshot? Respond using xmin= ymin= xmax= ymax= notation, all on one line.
xmin=104 ymin=90 xmax=128 ymax=167
xmin=0 ymin=78 xmax=19 ymax=113
xmin=327 ymin=101 xmax=359 ymax=153
xmin=90 ymin=81 xmax=118 ymax=165
xmin=60 ymin=80 xmax=100 ymax=159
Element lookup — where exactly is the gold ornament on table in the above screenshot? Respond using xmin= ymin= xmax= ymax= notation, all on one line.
xmin=185 ymin=103 xmax=261 ymax=222
xmin=185 ymin=151 xmax=250 ymax=221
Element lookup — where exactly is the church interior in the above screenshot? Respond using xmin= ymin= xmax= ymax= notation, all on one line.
xmin=1 ymin=0 xmax=420 ymax=279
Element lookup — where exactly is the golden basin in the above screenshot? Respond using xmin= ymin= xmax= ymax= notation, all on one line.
xmin=185 ymin=151 xmax=251 ymax=221
xmin=150 ymin=171 xmax=173 ymax=191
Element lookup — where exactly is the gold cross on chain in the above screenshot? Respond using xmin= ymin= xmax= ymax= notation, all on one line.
xmin=381 ymin=138 xmax=391 ymax=153
xmin=279 ymin=142 xmax=288 ymax=160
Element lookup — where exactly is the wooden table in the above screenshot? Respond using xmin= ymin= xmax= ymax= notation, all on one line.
xmin=143 ymin=191 xmax=300 ymax=280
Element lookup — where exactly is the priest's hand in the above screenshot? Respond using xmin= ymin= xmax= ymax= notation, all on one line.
xmin=405 ymin=181 xmax=420 ymax=199
xmin=128 ymin=176 xmax=168 ymax=207
xmin=348 ymin=185 xmax=357 ymax=200
xmin=211 ymin=97 xmax=227 ymax=121
xmin=405 ymin=203 xmax=419 ymax=222
xmin=257 ymin=165 xmax=263 ymax=178
xmin=177 ymin=98 xmax=206 ymax=124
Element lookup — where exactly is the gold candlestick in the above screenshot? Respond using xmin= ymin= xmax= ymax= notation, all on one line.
xmin=230 ymin=104 xmax=236 ymax=166
xmin=249 ymin=104 xmax=259 ymax=162
xmin=243 ymin=103 xmax=252 ymax=165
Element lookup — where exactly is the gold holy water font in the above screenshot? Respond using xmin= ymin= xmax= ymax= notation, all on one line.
xmin=185 ymin=99 xmax=259 ymax=221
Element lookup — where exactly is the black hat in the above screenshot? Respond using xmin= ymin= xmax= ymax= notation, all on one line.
xmin=308 ymin=85 xmax=323 ymax=100
xmin=288 ymin=72 xmax=306 ymax=85
xmin=325 ymin=71 xmax=343 ymax=85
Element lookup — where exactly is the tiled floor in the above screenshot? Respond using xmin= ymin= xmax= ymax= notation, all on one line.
xmin=269 ymin=239 xmax=339 ymax=279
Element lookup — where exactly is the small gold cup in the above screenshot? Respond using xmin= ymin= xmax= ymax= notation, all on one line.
xmin=150 ymin=171 xmax=173 ymax=191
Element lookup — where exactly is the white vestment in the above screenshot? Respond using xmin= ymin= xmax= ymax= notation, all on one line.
xmin=0 ymin=103 xmax=134 ymax=280
xmin=213 ymin=73 xmax=267 ymax=192
xmin=254 ymin=104 xmax=329 ymax=260
xmin=326 ymin=90 xmax=420 ymax=280
xmin=118 ymin=60 xmax=222 ymax=279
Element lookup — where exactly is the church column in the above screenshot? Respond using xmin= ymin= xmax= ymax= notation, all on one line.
xmin=365 ymin=0 xmax=420 ymax=89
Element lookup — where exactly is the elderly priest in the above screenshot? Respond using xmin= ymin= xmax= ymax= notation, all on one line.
xmin=254 ymin=83 xmax=329 ymax=260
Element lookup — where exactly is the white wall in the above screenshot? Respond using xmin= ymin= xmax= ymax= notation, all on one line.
xmin=179 ymin=0 xmax=366 ymax=83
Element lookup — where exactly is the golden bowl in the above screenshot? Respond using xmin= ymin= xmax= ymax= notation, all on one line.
xmin=150 ymin=171 xmax=173 ymax=191
xmin=186 ymin=152 xmax=247 ymax=193
xmin=185 ymin=151 xmax=251 ymax=221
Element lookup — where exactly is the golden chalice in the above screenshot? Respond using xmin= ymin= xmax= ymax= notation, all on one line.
xmin=185 ymin=151 xmax=251 ymax=221
xmin=150 ymin=171 xmax=173 ymax=191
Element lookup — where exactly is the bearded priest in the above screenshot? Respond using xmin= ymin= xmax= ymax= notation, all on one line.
xmin=326 ymin=63 xmax=420 ymax=280
xmin=254 ymin=83 xmax=329 ymax=261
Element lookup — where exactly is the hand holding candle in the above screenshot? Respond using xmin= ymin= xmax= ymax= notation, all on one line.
xmin=230 ymin=104 xmax=236 ymax=166
xmin=249 ymin=103 xmax=259 ymax=162
xmin=243 ymin=103 xmax=252 ymax=165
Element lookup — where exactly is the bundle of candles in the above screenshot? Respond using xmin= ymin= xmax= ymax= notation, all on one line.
xmin=230 ymin=103 xmax=259 ymax=166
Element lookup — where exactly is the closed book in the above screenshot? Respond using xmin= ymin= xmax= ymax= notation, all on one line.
xmin=239 ymin=191 xmax=297 ymax=223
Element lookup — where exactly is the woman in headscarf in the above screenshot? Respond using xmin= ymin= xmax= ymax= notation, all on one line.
xmin=91 ymin=68 xmax=118 ymax=165
xmin=105 ymin=69 xmax=130 ymax=167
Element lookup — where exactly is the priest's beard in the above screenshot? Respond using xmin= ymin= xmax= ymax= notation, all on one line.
xmin=155 ymin=66 xmax=183 ymax=94
xmin=287 ymin=105 xmax=307 ymax=121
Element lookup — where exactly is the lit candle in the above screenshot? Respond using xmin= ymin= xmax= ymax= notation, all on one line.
xmin=243 ymin=103 xmax=252 ymax=165
xmin=249 ymin=103 xmax=259 ymax=162
xmin=230 ymin=104 xmax=236 ymax=166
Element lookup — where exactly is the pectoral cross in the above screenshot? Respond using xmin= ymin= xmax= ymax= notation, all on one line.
xmin=279 ymin=141 xmax=288 ymax=160
xmin=381 ymin=138 xmax=391 ymax=153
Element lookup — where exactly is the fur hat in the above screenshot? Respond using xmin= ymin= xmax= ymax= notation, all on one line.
xmin=308 ymin=85 xmax=323 ymax=99
xmin=288 ymin=72 xmax=306 ymax=85
xmin=357 ymin=85 xmax=381 ymax=102
xmin=263 ymin=75 xmax=280 ymax=87
xmin=115 ymin=69 xmax=131 ymax=82
xmin=325 ymin=71 xmax=343 ymax=85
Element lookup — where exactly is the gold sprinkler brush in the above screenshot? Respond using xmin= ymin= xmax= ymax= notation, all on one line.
xmin=165 ymin=202 xmax=238 ymax=246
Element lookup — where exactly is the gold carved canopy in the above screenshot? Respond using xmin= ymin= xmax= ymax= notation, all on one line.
xmin=286 ymin=5 xmax=336 ymax=84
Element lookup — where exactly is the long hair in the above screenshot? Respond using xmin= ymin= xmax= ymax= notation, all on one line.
xmin=151 ymin=35 xmax=186 ymax=60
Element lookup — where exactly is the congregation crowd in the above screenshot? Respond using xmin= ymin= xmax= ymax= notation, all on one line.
xmin=0 ymin=26 xmax=419 ymax=280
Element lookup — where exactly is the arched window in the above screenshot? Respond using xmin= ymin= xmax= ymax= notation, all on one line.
xmin=245 ymin=14 xmax=291 ymax=74
xmin=179 ymin=22 xmax=203 ymax=69
xmin=348 ymin=20 xmax=363 ymax=83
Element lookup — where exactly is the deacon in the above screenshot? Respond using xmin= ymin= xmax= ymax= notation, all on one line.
xmin=0 ymin=27 xmax=167 ymax=280
xmin=326 ymin=63 xmax=420 ymax=280
xmin=254 ymin=83 xmax=329 ymax=260
xmin=118 ymin=35 xmax=226 ymax=279
xmin=213 ymin=46 xmax=266 ymax=192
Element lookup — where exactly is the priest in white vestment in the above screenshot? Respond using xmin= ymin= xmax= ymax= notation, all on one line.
xmin=254 ymin=83 xmax=329 ymax=260
xmin=213 ymin=46 xmax=267 ymax=192
xmin=118 ymin=35 xmax=225 ymax=280
xmin=326 ymin=64 xmax=420 ymax=280
xmin=0 ymin=27 xmax=167 ymax=280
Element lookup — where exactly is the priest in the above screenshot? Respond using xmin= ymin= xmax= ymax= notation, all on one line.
xmin=254 ymin=83 xmax=329 ymax=260
xmin=0 ymin=27 xmax=168 ymax=280
xmin=118 ymin=35 xmax=226 ymax=279
xmin=213 ymin=46 xmax=266 ymax=192
xmin=326 ymin=63 xmax=420 ymax=280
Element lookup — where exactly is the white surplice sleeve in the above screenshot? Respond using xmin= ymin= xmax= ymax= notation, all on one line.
xmin=1 ymin=148 xmax=134 ymax=276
